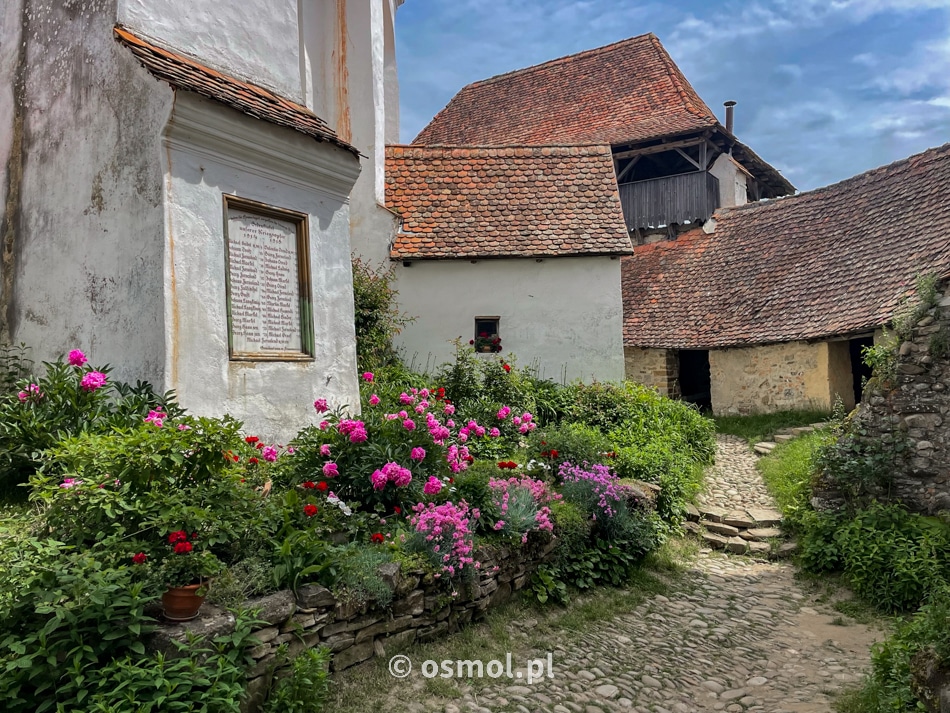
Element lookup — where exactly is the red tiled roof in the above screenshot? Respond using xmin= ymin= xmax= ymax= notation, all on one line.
xmin=114 ymin=26 xmax=357 ymax=154
xmin=622 ymin=143 xmax=950 ymax=349
xmin=412 ymin=34 xmax=719 ymax=147
xmin=386 ymin=145 xmax=632 ymax=259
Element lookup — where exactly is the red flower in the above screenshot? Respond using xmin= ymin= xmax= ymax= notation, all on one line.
xmin=168 ymin=530 xmax=188 ymax=544
xmin=132 ymin=552 xmax=147 ymax=565
xmin=469 ymin=339 xmax=475 ymax=345
xmin=249 ymin=457 xmax=259 ymax=465
xmin=464 ymin=455 xmax=474 ymax=463
xmin=550 ymin=450 xmax=559 ymax=458
xmin=173 ymin=541 xmax=193 ymax=554
xmin=316 ymin=481 xmax=328 ymax=492
xmin=245 ymin=436 xmax=259 ymax=444
xmin=479 ymin=332 xmax=488 ymax=338
xmin=370 ymin=533 xmax=385 ymax=544
xmin=303 ymin=504 xmax=318 ymax=518
xmin=255 ymin=442 xmax=265 ymax=450
xmin=502 ymin=363 xmax=511 ymax=372
xmin=393 ymin=506 xmax=402 ymax=515
xmin=302 ymin=480 xmax=316 ymax=489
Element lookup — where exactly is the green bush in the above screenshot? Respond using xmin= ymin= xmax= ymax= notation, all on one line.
xmin=264 ymin=646 xmax=332 ymax=713
xmin=351 ymin=258 xmax=412 ymax=373
xmin=817 ymin=429 xmax=910 ymax=504
xmin=335 ymin=546 xmax=394 ymax=607
xmin=528 ymin=422 xmax=612 ymax=472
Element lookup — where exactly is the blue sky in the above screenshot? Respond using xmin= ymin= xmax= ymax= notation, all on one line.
xmin=395 ymin=0 xmax=950 ymax=191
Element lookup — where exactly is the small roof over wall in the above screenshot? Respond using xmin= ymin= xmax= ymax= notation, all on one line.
xmin=621 ymin=143 xmax=950 ymax=349
xmin=386 ymin=145 xmax=632 ymax=259
xmin=114 ymin=26 xmax=357 ymax=154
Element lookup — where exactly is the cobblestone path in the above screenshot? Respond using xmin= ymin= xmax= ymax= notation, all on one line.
xmin=430 ymin=436 xmax=880 ymax=713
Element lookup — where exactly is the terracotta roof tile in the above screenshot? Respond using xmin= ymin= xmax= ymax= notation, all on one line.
xmin=387 ymin=145 xmax=632 ymax=259
xmin=114 ymin=26 xmax=356 ymax=154
xmin=413 ymin=34 xmax=718 ymax=147
xmin=621 ymin=144 xmax=950 ymax=349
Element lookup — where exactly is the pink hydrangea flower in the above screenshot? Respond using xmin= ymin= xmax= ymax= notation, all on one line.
xmin=67 ymin=349 xmax=87 ymax=367
xmin=362 ymin=372 xmax=374 ymax=382
xmin=322 ymin=462 xmax=339 ymax=478
xmin=369 ymin=394 xmax=380 ymax=406
xmin=410 ymin=447 xmax=426 ymax=461
xmin=262 ymin=446 xmax=278 ymax=462
xmin=80 ymin=371 xmax=107 ymax=392
xmin=313 ymin=398 xmax=329 ymax=413
xmin=423 ymin=477 xmax=443 ymax=495
xmin=320 ymin=444 xmax=331 ymax=457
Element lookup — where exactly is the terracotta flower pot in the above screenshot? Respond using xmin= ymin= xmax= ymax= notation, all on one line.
xmin=161 ymin=583 xmax=206 ymax=622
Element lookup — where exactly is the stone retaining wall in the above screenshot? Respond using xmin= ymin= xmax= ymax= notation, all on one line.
xmin=146 ymin=533 xmax=557 ymax=712
xmin=814 ymin=283 xmax=950 ymax=514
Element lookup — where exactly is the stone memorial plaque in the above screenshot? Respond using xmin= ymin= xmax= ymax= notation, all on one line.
xmin=224 ymin=197 xmax=313 ymax=360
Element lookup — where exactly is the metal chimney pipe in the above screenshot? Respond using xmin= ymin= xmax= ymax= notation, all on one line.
xmin=724 ymin=100 xmax=736 ymax=134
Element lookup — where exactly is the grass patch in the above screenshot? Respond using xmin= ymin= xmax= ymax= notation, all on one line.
xmin=328 ymin=539 xmax=692 ymax=713
xmin=715 ymin=409 xmax=831 ymax=445
xmin=756 ymin=430 xmax=832 ymax=527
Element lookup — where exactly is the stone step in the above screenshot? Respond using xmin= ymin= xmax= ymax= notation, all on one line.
xmin=739 ymin=527 xmax=783 ymax=542
xmin=723 ymin=510 xmax=756 ymax=528
xmin=753 ymin=442 xmax=776 ymax=455
xmin=704 ymin=521 xmax=741 ymax=537
xmin=697 ymin=505 xmax=729 ymax=523
xmin=773 ymin=434 xmax=795 ymax=443
xmin=790 ymin=426 xmax=814 ymax=435
xmin=685 ymin=504 xmax=701 ymax=522
xmin=746 ymin=508 xmax=783 ymax=528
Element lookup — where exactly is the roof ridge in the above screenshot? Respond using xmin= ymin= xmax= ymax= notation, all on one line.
xmin=388 ymin=143 xmax=611 ymax=152
xmin=461 ymin=33 xmax=657 ymax=91
xmin=717 ymin=141 xmax=950 ymax=219
xmin=647 ymin=35 xmax=716 ymax=123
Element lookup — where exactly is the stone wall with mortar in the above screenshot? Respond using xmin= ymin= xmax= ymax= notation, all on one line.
xmin=708 ymin=340 xmax=850 ymax=416
xmin=815 ymin=283 xmax=950 ymax=515
xmin=147 ymin=534 xmax=556 ymax=713
xmin=623 ymin=347 xmax=679 ymax=397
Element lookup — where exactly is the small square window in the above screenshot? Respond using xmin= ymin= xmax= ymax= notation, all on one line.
xmin=473 ymin=317 xmax=501 ymax=353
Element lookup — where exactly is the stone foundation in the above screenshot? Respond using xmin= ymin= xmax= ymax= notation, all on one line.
xmin=623 ymin=347 xmax=679 ymax=397
xmin=708 ymin=340 xmax=851 ymax=416
xmin=146 ymin=534 xmax=556 ymax=712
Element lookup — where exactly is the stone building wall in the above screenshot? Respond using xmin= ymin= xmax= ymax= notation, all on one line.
xmin=708 ymin=340 xmax=852 ymax=415
xmin=147 ymin=534 xmax=556 ymax=713
xmin=816 ymin=284 xmax=950 ymax=514
xmin=623 ymin=347 xmax=679 ymax=397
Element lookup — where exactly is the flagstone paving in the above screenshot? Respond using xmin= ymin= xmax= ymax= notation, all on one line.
xmin=414 ymin=436 xmax=880 ymax=713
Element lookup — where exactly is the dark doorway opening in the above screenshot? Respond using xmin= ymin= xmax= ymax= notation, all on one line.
xmin=849 ymin=336 xmax=874 ymax=405
xmin=678 ymin=350 xmax=712 ymax=412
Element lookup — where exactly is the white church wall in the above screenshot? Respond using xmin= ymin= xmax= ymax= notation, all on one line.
xmin=162 ymin=94 xmax=362 ymax=439
xmin=2 ymin=0 xmax=172 ymax=385
xmin=117 ymin=0 xmax=303 ymax=103
xmin=394 ymin=257 xmax=626 ymax=383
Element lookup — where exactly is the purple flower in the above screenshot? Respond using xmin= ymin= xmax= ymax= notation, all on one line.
xmin=67 ymin=349 xmax=87 ymax=367
xmin=80 ymin=371 xmax=107 ymax=392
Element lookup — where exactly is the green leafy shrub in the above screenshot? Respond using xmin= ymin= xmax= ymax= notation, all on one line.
xmin=352 ymin=258 xmax=412 ymax=373
xmin=264 ymin=645 xmax=332 ymax=713
xmin=527 ymin=422 xmax=612 ymax=472
xmin=0 ymin=352 xmax=180 ymax=497
xmin=817 ymin=428 xmax=909 ymax=503
xmin=0 ymin=342 xmax=31 ymax=393
xmin=449 ymin=461 xmax=495 ymax=515
xmin=797 ymin=510 xmax=846 ymax=573
xmin=335 ymin=546 xmax=394 ymax=607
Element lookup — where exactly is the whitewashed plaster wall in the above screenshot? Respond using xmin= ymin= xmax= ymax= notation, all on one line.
xmin=709 ymin=153 xmax=749 ymax=209
xmin=393 ymin=257 xmax=626 ymax=383
xmin=117 ymin=0 xmax=303 ymax=103
xmin=163 ymin=94 xmax=362 ymax=439
xmin=1 ymin=0 xmax=171 ymax=384
xmin=301 ymin=0 xmax=401 ymax=265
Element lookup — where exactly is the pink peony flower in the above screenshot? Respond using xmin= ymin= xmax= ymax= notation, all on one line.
xmin=402 ymin=419 xmax=416 ymax=431
xmin=444 ymin=404 xmax=455 ymax=415
xmin=16 ymin=391 xmax=27 ymax=402
xmin=497 ymin=406 xmax=511 ymax=420
xmin=177 ymin=423 xmax=191 ymax=431
xmin=489 ymin=428 xmax=501 ymax=437
xmin=371 ymin=469 xmax=388 ymax=490
xmin=362 ymin=372 xmax=374 ymax=382
xmin=80 ymin=371 xmax=107 ymax=392
xmin=423 ymin=477 xmax=443 ymax=495
xmin=369 ymin=394 xmax=380 ymax=406
xmin=261 ymin=446 xmax=278 ymax=462
xmin=144 ymin=409 xmax=165 ymax=428
xmin=319 ymin=420 xmax=329 ymax=430
xmin=410 ymin=447 xmax=426 ymax=461
xmin=322 ymin=462 xmax=339 ymax=478
xmin=320 ymin=444 xmax=331 ymax=457
xmin=67 ymin=349 xmax=87 ymax=367
xmin=313 ymin=398 xmax=329 ymax=413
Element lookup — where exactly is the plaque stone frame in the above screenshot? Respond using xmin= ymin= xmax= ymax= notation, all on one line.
xmin=222 ymin=195 xmax=315 ymax=361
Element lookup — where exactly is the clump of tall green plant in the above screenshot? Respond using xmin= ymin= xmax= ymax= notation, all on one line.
xmin=351 ymin=258 xmax=413 ymax=373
